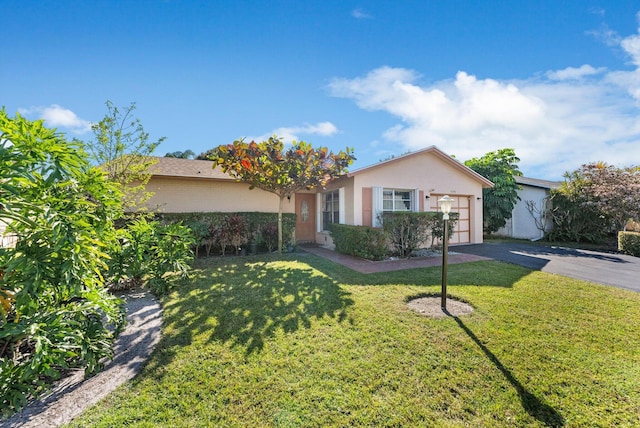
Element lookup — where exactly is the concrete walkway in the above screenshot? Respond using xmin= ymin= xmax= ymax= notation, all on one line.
xmin=301 ymin=245 xmax=489 ymax=273
xmin=455 ymin=242 xmax=640 ymax=293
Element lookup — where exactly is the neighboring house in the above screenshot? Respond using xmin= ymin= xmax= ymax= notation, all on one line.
xmin=497 ymin=176 xmax=562 ymax=240
xmin=143 ymin=146 xmax=493 ymax=246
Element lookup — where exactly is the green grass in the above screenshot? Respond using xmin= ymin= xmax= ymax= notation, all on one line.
xmin=67 ymin=253 xmax=640 ymax=427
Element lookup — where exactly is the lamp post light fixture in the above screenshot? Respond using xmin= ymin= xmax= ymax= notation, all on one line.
xmin=439 ymin=195 xmax=454 ymax=311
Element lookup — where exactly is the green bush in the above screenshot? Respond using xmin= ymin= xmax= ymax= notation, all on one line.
xmin=107 ymin=218 xmax=194 ymax=295
xmin=328 ymin=224 xmax=388 ymax=261
xmin=381 ymin=212 xmax=457 ymax=257
xmin=0 ymin=110 xmax=126 ymax=416
xmin=618 ymin=231 xmax=640 ymax=257
xmin=226 ymin=214 xmax=250 ymax=255
xmin=261 ymin=222 xmax=279 ymax=253
xmin=547 ymin=182 xmax=613 ymax=243
xmin=429 ymin=212 xmax=459 ymax=247
xmin=158 ymin=212 xmax=295 ymax=256
xmin=184 ymin=220 xmax=209 ymax=257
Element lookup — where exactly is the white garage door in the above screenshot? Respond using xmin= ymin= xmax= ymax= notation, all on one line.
xmin=430 ymin=195 xmax=471 ymax=244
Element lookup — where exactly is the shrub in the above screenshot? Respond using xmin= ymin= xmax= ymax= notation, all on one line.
xmin=261 ymin=222 xmax=279 ymax=253
xmin=328 ymin=224 xmax=388 ymax=261
xmin=226 ymin=214 xmax=250 ymax=255
xmin=429 ymin=212 xmax=459 ymax=248
xmin=184 ymin=220 xmax=209 ymax=257
xmin=618 ymin=231 xmax=640 ymax=257
xmin=380 ymin=212 xmax=456 ymax=257
xmin=157 ymin=212 xmax=295 ymax=256
xmin=547 ymin=178 xmax=615 ymax=243
xmin=107 ymin=218 xmax=194 ymax=294
xmin=0 ymin=110 xmax=126 ymax=416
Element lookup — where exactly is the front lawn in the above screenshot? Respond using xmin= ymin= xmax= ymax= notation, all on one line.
xmin=68 ymin=253 xmax=640 ymax=427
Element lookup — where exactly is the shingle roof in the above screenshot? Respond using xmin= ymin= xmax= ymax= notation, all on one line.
xmin=148 ymin=156 xmax=234 ymax=180
xmin=516 ymin=176 xmax=562 ymax=189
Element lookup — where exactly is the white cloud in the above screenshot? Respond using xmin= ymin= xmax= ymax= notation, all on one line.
xmin=546 ymin=64 xmax=606 ymax=80
xmin=329 ymin=62 xmax=640 ymax=179
xmin=18 ymin=104 xmax=92 ymax=134
xmin=351 ymin=8 xmax=372 ymax=19
xmin=246 ymin=121 xmax=339 ymax=144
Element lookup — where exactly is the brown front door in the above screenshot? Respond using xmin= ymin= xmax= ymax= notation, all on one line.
xmin=295 ymin=193 xmax=316 ymax=243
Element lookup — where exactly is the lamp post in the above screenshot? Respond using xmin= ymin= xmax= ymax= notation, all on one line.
xmin=439 ymin=195 xmax=454 ymax=311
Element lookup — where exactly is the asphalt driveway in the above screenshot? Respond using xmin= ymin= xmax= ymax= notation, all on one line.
xmin=454 ymin=242 xmax=640 ymax=293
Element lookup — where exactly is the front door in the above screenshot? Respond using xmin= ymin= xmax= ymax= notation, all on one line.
xmin=295 ymin=193 xmax=316 ymax=243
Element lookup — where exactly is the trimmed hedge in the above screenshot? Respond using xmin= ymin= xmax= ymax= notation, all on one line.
xmin=618 ymin=231 xmax=640 ymax=257
xmin=156 ymin=212 xmax=296 ymax=255
xmin=381 ymin=211 xmax=458 ymax=257
xmin=329 ymin=212 xmax=458 ymax=261
xmin=328 ymin=224 xmax=389 ymax=261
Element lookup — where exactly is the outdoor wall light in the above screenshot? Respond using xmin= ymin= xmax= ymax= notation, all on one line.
xmin=438 ymin=195 xmax=454 ymax=310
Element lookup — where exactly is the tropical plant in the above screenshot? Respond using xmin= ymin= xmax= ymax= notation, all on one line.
xmin=208 ymin=136 xmax=355 ymax=252
xmin=184 ymin=220 xmax=210 ymax=257
xmin=261 ymin=222 xmax=279 ymax=253
xmin=464 ymin=148 xmax=522 ymax=234
xmin=0 ymin=109 xmax=126 ymax=415
xmin=225 ymin=214 xmax=250 ymax=255
xmin=107 ymin=218 xmax=194 ymax=294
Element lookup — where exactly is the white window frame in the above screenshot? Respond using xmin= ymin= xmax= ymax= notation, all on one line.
xmin=382 ymin=188 xmax=414 ymax=212
xmin=319 ymin=188 xmax=344 ymax=231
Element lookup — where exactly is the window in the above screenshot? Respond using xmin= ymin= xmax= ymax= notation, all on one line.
xmin=383 ymin=189 xmax=413 ymax=212
xmin=322 ymin=190 xmax=340 ymax=230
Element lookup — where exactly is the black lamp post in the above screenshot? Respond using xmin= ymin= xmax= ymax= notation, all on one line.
xmin=439 ymin=195 xmax=454 ymax=310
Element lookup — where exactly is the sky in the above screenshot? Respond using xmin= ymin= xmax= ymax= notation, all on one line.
xmin=3 ymin=0 xmax=640 ymax=180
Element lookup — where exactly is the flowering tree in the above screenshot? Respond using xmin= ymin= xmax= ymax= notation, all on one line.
xmin=208 ymin=136 xmax=355 ymax=252
xmin=572 ymin=162 xmax=640 ymax=231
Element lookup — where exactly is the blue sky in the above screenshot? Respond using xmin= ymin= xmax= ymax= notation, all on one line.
xmin=3 ymin=1 xmax=640 ymax=179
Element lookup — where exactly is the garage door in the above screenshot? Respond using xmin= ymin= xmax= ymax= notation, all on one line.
xmin=430 ymin=195 xmax=471 ymax=244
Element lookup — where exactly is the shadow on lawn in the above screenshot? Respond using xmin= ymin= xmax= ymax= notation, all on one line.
xmin=452 ymin=315 xmax=565 ymax=427
xmin=301 ymin=251 xmax=531 ymax=289
xmin=156 ymin=257 xmax=354 ymax=362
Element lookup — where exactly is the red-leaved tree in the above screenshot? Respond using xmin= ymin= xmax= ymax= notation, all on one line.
xmin=208 ymin=136 xmax=355 ymax=252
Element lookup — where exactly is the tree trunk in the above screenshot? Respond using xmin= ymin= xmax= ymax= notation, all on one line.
xmin=278 ymin=196 xmax=284 ymax=254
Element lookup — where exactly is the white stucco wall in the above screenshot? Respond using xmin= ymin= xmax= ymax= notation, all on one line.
xmin=498 ymin=185 xmax=551 ymax=240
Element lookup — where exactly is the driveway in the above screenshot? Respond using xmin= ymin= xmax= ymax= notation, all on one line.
xmin=454 ymin=242 xmax=640 ymax=293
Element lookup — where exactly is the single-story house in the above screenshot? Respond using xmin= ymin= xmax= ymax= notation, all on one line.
xmin=496 ymin=176 xmax=562 ymax=240
xmin=143 ymin=146 xmax=494 ymax=246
